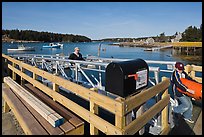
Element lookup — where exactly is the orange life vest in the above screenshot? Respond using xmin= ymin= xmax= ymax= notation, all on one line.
xmin=177 ymin=78 xmax=202 ymax=100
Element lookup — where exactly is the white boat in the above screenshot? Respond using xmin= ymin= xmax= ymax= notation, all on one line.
xmin=43 ymin=43 xmax=63 ymax=48
xmin=7 ymin=44 xmax=35 ymax=51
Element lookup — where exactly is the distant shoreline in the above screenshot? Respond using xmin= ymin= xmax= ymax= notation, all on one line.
xmin=2 ymin=38 xmax=42 ymax=43
xmin=109 ymin=42 xmax=173 ymax=48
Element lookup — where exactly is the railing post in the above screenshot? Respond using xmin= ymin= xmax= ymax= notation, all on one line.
xmin=53 ymin=82 xmax=59 ymax=92
xmin=12 ymin=62 xmax=16 ymax=80
xmin=90 ymin=101 xmax=99 ymax=135
xmin=184 ymin=64 xmax=191 ymax=74
xmin=53 ymin=73 xmax=59 ymax=101
xmin=161 ymin=77 xmax=169 ymax=134
xmin=33 ymin=66 xmax=38 ymax=87
xmin=115 ymin=97 xmax=125 ymax=134
xmin=20 ymin=65 xmax=25 ymax=85
xmin=190 ymin=65 xmax=196 ymax=80
xmin=137 ymin=106 xmax=145 ymax=135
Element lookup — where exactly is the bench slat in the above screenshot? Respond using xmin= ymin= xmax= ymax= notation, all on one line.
xmin=2 ymin=84 xmax=49 ymax=135
xmin=4 ymin=77 xmax=64 ymax=127
xmin=59 ymin=121 xmax=75 ymax=134
xmin=14 ymin=90 xmax=64 ymax=135
xmin=24 ymin=83 xmax=84 ymax=128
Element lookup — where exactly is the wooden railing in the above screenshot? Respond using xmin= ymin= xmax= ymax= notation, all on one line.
xmin=2 ymin=53 xmax=171 ymax=135
xmin=185 ymin=64 xmax=202 ymax=83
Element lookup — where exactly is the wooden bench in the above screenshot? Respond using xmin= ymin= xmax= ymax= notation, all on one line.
xmin=2 ymin=77 xmax=84 ymax=135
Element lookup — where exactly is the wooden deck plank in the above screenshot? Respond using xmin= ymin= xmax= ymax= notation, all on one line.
xmin=24 ymin=83 xmax=84 ymax=127
xmin=193 ymin=111 xmax=202 ymax=135
xmin=2 ymin=84 xmax=48 ymax=135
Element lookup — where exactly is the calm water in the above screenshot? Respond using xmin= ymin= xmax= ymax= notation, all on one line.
xmin=2 ymin=41 xmax=201 ymax=65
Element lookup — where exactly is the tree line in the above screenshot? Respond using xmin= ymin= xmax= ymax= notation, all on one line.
xmin=101 ymin=24 xmax=202 ymax=42
xmin=180 ymin=24 xmax=202 ymax=42
xmin=2 ymin=29 xmax=92 ymax=42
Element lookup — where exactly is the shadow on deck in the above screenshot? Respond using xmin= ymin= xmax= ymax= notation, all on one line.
xmin=169 ymin=100 xmax=202 ymax=135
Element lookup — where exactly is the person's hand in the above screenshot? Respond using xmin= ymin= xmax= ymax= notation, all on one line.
xmin=187 ymin=89 xmax=195 ymax=94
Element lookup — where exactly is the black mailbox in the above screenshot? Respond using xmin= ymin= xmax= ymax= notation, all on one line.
xmin=105 ymin=59 xmax=149 ymax=98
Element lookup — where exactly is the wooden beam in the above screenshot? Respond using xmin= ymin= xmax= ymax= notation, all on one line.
xmin=123 ymin=95 xmax=170 ymax=135
xmin=4 ymin=77 xmax=64 ymax=128
xmin=124 ymin=78 xmax=170 ymax=114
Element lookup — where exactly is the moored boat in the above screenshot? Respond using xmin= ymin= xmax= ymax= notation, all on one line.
xmin=43 ymin=43 xmax=63 ymax=48
xmin=7 ymin=44 xmax=35 ymax=51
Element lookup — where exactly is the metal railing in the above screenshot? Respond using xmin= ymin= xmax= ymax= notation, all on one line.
xmin=10 ymin=54 xmax=172 ymax=90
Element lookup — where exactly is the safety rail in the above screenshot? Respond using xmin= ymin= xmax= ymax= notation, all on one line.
xmin=9 ymin=54 xmax=161 ymax=90
xmin=2 ymin=53 xmax=171 ymax=135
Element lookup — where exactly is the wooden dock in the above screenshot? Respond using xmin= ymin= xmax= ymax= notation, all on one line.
xmin=2 ymin=53 xmax=202 ymax=135
xmin=172 ymin=42 xmax=202 ymax=48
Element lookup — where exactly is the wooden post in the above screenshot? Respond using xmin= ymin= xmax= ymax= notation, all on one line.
xmin=33 ymin=73 xmax=37 ymax=87
xmin=190 ymin=65 xmax=196 ymax=80
xmin=115 ymin=97 xmax=125 ymax=134
xmin=32 ymin=66 xmax=38 ymax=87
xmin=137 ymin=106 xmax=145 ymax=135
xmin=115 ymin=115 xmax=125 ymax=130
xmin=184 ymin=64 xmax=191 ymax=74
xmin=20 ymin=66 xmax=25 ymax=85
xmin=53 ymin=73 xmax=60 ymax=101
xmin=90 ymin=101 xmax=99 ymax=135
xmin=161 ymin=77 xmax=169 ymax=132
xmin=53 ymin=83 xmax=59 ymax=92
xmin=125 ymin=112 xmax=132 ymax=126
xmin=12 ymin=62 xmax=16 ymax=80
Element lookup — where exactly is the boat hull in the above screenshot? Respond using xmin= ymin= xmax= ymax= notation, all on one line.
xmin=7 ymin=48 xmax=35 ymax=51
xmin=43 ymin=45 xmax=61 ymax=48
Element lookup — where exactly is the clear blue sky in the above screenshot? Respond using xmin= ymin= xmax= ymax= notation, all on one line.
xmin=2 ymin=2 xmax=202 ymax=40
